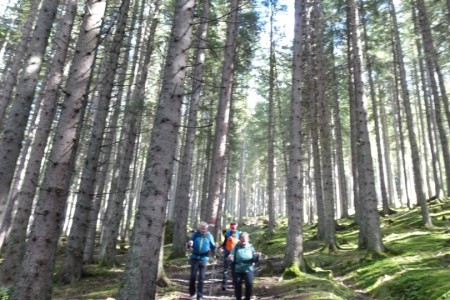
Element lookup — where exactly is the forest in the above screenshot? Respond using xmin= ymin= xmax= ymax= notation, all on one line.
xmin=0 ymin=0 xmax=448 ymax=299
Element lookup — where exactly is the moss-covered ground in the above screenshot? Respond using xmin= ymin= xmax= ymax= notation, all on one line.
xmin=50 ymin=199 xmax=450 ymax=299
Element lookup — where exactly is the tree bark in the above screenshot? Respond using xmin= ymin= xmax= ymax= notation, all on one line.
xmin=347 ymin=0 xmax=384 ymax=253
xmin=117 ymin=0 xmax=196 ymax=298
xmin=284 ymin=0 xmax=306 ymax=272
xmin=0 ymin=0 xmax=78 ymax=287
xmin=267 ymin=0 xmax=277 ymax=235
xmin=0 ymin=0 xmax=41 ymax=124
xmin=10 ymin=1 xmax=107 ymax=298
xmin=99 ymin=0 xmax=161 ymax=267
xmin=360 ymin=3 xmax=391 ymax=216
xmin=171 ymin=0 xmax=210 ymax=258
xmin=0 ymin=0 xmax=60 ymax=231
xmin=388 ymin=0 xmax=431 ymax=226
xmin=312 ymin=1 xmax=336 ymax=251
xmin=205 ymin=0 xmax=240 ymax=239
xmin=58 ymin=0 xmax=132 ymax=283
xmin=413 ymin=0 xmax=450 ymax=196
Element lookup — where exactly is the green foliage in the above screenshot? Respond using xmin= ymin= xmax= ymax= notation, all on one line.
xmin=243 ymin=201 xmax=450 ymax=299
xmin=0 ymin=287 xmax=11 ymax=300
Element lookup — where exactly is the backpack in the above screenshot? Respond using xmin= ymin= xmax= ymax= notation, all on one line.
xmin=192 ymin=231 xmax=213 ymax=256
xmin=224 ymin=230 xmax=239 ymax=252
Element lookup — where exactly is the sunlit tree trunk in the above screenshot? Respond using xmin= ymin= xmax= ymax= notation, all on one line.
xmin=0 ymin=0 xmax=41 ymax=125
xmin=284 ymin=0 xmax=306 ymax=272
xmin=59 ymin=0 xmax=132 ymax=283
xmin=10 ymin=1 xmax=107 ymax=298
xmin=0 ymin=0 xmax=60 ymax=231
xmin=312 ymin=1 xmax=336 ymax=251
xmin=99 ymin=0 xmax=161 ymax=267
xmin=413 ymin=0 xmax=450 ymax=196
xmin=117 ymin=0 xmax=196 ymax=298
xmin=200 ymin=96 xmax=215 ymax=222
xmin=238 ymin=143 xmax=246 ymax=224
xmin=346 ymin=16 xmax=360 ymax=228
xmin=388 ymin=0 xmax=431 ymax=226
xmin=171 ymin=0 xmax=210 ymax=258
xmin=267 ymin=0 xmax=277 ymax=235
xmin=347 ymin=0 xmax=383 ymax=253
xmin=360 ymin=3 xmax=392 ymax=216
xmin=205 ymin=0 xmax=239 ymax=239
xmin=0 ymin=0 xmax=78 ymax=287
xmin=329 ymin=37 xmax=349 ymax=219
xmin=99 ymin=2 xmax=159 ymax=265
xmin=306 ymin=17 xmax=325 ymax=240
xmin=413 ymin=33 xmax=444 ymax=198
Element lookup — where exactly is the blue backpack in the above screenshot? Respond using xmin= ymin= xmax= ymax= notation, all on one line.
xmin=191 ymin=231 xmax=214 ymax=256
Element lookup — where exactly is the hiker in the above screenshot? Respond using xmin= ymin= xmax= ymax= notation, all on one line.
xmin=228 ymin=232 xmax=261 ymax=300
xmin=188 ymin=221 xmax=218 ymax=300
xmin=220 ymin=222 xmax=240 ymax=290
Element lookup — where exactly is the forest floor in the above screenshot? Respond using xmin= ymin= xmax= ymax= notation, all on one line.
xmin=51 ymin=199 xmax=450 ymax=300
xmin=156 ymin=256 xmax=375 ymax=300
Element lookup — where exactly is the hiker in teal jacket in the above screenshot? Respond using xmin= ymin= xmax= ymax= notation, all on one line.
xmin=228 ymin=232 xmax=260 ymax=300
xmin=188 ymin=222 xmax=218 ymax=300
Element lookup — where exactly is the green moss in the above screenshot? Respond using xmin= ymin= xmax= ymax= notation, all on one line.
xmin=282 ymin=264 xmax=304 ymax=279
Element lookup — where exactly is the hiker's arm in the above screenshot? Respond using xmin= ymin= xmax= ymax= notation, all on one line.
xmin=209 ymin=235 xmax=217 ymax=251
xmin=253 ymin=248 xmax=261 ymax=262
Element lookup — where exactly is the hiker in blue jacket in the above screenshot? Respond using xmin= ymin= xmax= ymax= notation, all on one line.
xmin=188 ymin=221 xmax=218 ymax=300
xmin=228 ymin=232 xmax=260 ymax=300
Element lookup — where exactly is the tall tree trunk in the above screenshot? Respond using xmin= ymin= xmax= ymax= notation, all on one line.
xmin=329 ymin=33 xmax=349 ymax=219
xmin=413 ymin=0 xmax=450 ymax=196
xmin=267 ymin=0 xmax=277 ymax=235
xmin=205 ymin=0 xmax=239 ymax=238
xmin=0 ymin=0 xmax=78 ymax=287
xmin=10 ymin=1 xmax=107 ymax=298
xmin=347 ymin=0 xmax=383 ymax=253
xmin=306 ymin=17 xmax=325 ymax=240
xmin=117 ymin=0 xmax=195 ymax=298
xmin=414 ymin=35 xmax=444 ymax=197
xmin=346 ymin=15 xmax=360 ymax=229
xmin=331 ymin=72 xmax=349 ymax=219
xmin=0 ymin=0 xmax=41 ymax=125
xmin=360 ymin=3 xmax=392 ymax=216
xmin=238 ymin=142 xmax=246 ymax=224
xmin=412 ymin=62 xmax=432 ymax=196
xmin=388 ymin=0 xmax=431 ymax=226
xmin=283 ymin=0 xmax=306 ymax=272
xmin=312 ymin=0 xmax=336 ymax=251
xmin=58 ymin=0 xmax=132 ymax=283
xmin=99 ymin=0 xmax=161 ymax=267
xmin=379 ymin=88 xmax=396 ymax=206
xmin=83 ymin=98 xmax=121 ymax=263
xmin=171 ymin=0 xmax=210 ymax=258
xmin=389 ymin=73 xmax=408 ymax=208
xmin=0 ymin=0 xmax=61 ymax=230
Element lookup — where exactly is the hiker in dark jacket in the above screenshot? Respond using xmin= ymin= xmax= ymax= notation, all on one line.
xmin=188 ymin=221 xmax=218 ymax=300
xmin=220 ymin=222 xmax=240 ymax=290
xmin=228 ymin=232 xmax=260 ymax=300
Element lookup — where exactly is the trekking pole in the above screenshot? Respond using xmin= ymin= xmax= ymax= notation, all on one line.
xmin=208 ymin=249 xmax=220 ymax=296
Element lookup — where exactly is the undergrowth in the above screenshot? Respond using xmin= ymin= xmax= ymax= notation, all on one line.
xmin=49 ymin=199 xmax=450 ymax=299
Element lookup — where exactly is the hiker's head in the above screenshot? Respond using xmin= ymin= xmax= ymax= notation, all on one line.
xmin=240 ymin=232 xmax=249 ymax=246
xmin=230 ymin=222 xmax=237 ymax=231
xmin=198 ymin=221 xmax=209 ymax=234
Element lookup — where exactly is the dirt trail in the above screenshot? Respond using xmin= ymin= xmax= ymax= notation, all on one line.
xmin=161 ymin=258 xmax=277 ymax=300
xmin=159 ymin=256 xmax=375 ymax=300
